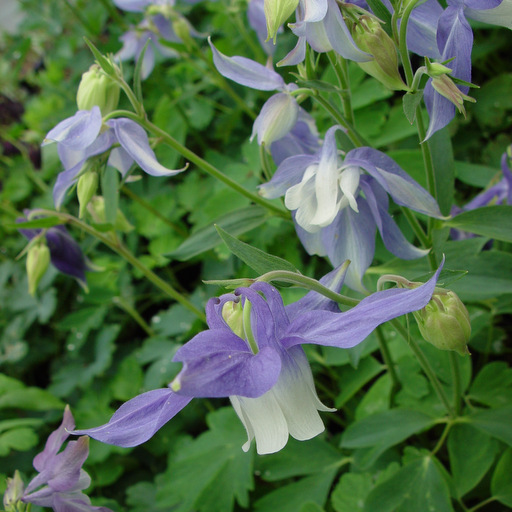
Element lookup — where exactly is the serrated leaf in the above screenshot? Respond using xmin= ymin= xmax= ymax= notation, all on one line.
xmin=216 ymin=225 xmax=299 ymax=276
xmin=0 ymin=427 xmax=39 ymax=456
xmin=155 ymin=407 xmax=253 ymax=512
xmin=0 ymin=388 xmax=64 ymax=411
xmin=444 ymin=205 xmax=512 ymax=242
xmin=402 ymin=91 xmax=423 ymax=124
xmin=491 ymin=448 xmax=512 ymax=507
xmin=171 ymin=206 xmax=268 ymax=260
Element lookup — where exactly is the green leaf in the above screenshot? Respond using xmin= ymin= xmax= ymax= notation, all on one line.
xmin=445 ymin=205 xmax=512 ymax=242
xmin=0 ymin=427 xmax=38 ymax=456
xmin=455 ymin=161 xmax=499 ymax=187
xmin=254 ymin=469 xmax=338 ymax=512
xmin=342 ymin=409 xmax=435 ymax=449
xmin=491 ymin=448 xmax=512 ymax=507
xmin=0 ymin=387 xmax=64 ymax=411
xmin=468 ymin=362 xmax=512 ymax=408
xmin=133 ymin=39 xmax=150 ymax=103
xmin=84 ymin=37 xmax=114 ymax=74
xmin=365 ymin=0 xmax=392 ymax=30
xmin=402 ymin=91 xmax=423 ymax=125
xmin=216 ymin=225 xmax=299 ymax=276
xmin=364 ymin=453 xmax=453 ymax=512
xmin=101 ymin=165 xmax=119 ymax=226
xmin=0 ymin=418 xmax=44 ymax=433
xmin=256 ymin=437 xmax=343 ymax=481
xmin=332 ymin=473 xmax=373 ymax=512
xmin=448 ymin=423 xmax=499 ymax=498
xmin=468 ymin=406 xmax=512 ymax=446
xmin=111 ymin=355 xmax=144 ymax=401
xmin=300 ymin=503 xmax=325 ymax=512
xmin=155 ymin=407 xmax=253 ymax=512
xmin=429 ymin=127 xmax=455 ymax=216
xmin=472 ymin=73 xmax=512 ymax=127
xmin=171 ymin=206 xmax=268 ymax=260
xmin=10 ymin=217 xmax=63 ymax=230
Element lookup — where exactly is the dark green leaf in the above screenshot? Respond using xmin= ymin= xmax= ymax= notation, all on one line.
xmin=469 ymin=407 xmax=512 ymax=446
xmin=445 ymin=205 xmax=512 ymax=242
xmin=366 ymin=0 xmax=392 ymax=30
xmin=171 ymin=206 xmax=268 ymax=260
xmin=0 ymin=428 xmax=38 ymax=456
xmin=402 ymin=91 xmax=423 ymax=125
xmin=429 ymin=127 xmax=455 ymax=216
xmin=216 ymin=225 xmax=299 ymax=275
xmin=332 ymin=473 xmax=373 ymax=512
xmin=468 ymin=362 xmax=512 ymax=408
xmin=0 ymin=388 xmax=64 ymax=411
xmin=491 ymin=448 xmax=512 ymax=507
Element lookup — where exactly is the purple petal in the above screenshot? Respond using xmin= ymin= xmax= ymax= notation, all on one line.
xmin=112 ymin=0 xmax=150 ymax=11
xmin=110 ymin=118 xmax=187 ymax=176
xmin=346 ymin=147 xmax=442 ymax=217
xmin=283 ymin=262 xmax=443 ymax=349
xmin=45 ymin=108 xmax=102 ymax=150
xmin=278 ymin=36 xmax=307 ymax=66
xmin=53 ymin=492 xmax=113 ymax=512
xmin=108 ymin=147 xmax=134 ymax=176
xmin=47 ymin=438 xmax=90 ymax=492
xmin=72 ymin=389 xmax=191 ymax=447
xmin=407 ymin=0 xmax=443 ymax=59
xmin=323 ymin=0 xmax=372 ymax=62
xmin=208 ymin=38 xmax=285 ymax=91
xmin=294 ymin=218 xmax=327 ymax=257
xmin=46 ymin=228 xmax=88 ymax=284
xmin=173 ymin=331 xmax=282 ymax=398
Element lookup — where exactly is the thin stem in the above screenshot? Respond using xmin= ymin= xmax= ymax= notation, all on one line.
xmin=121 ymin=185 xmax=188 ymax=237
xmin=391 ymin=318 xmax=455 ymax=417
xmin=430 ymin=420 xmax=452 ymax=456
xmin=112 ymin=296 xmax=155 ymax=337
xmin=327 ymin=52 xmax=355 ymax=127
xmin=449 ymin=351 xmax=462 ymax=416
xmin=400 ymin=206 xmax=430 ymax=248
xmin=376 ymin=326 xmax=400 ymax=397
xmin=114 ymin=111 xmax=288 ymax=218
xmin=467 ymin=497 xmax=497 ymax=512
xmin=397 ymin=0 xmax=423 ymax=86
xmin=34 ymin=210 xmax=206 ymax=322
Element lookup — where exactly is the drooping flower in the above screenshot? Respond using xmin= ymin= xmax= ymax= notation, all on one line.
xmin=18 ymin=213 xmax=90 ymax=289
xmin=22 ymin=406 xmax=112 ymax=512
xmin=209 ymin=39 xmax=300 ymax=146
xmin=44 ymin=106 xmax=187 ymax=208
xmin=260 ymin=125 xmax=443 ymax=290
xmin=424 ymin=0 xmax=511 ymax=139
xmin=73 ymin=265 xmax=442 ymax=455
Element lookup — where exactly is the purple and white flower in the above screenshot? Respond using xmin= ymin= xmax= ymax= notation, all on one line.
xmin=73 ymin=265 xmax=442 ymax=454
xmin=260 ymin=125 xmax=443 ymax=290
xmin=44 ymin=106 xmax=186 ymax=207
xmin=22 ymin=406 xmax=112 ymax=512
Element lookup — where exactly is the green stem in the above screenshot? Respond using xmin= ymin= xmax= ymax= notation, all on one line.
xmin=449 ymin=351 xmax=462 ymax=416
xmin=112 ymin=296 xmax=155 ymax=337
xmin=398 ymin=0 xmax=423 ymax=86
xmin=34 ymin=210 xmax=206 ymax=322
xmin=391 ymin=318 xmax=455 ymax=417
xmin=467 ymin=497 xmax=497 ymax=512
xmin=431 ymin=420 xmax=452 ymax=456
xmin=121 ymin=185 xmax=188 ymax=237
xmin=376 ymin=326 xmax=400 ymax=397
xmin=111 ymin=111 xmax=288 ymax=218
xmin=400 ymin=206 xmax=430 ymax=248
xmin=327 ymin=52 xmax=355 ymax=127
xmin=257 ymin=269 xmax=360 ymax=308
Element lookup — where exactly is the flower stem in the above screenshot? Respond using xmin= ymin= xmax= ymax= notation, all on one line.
xmin=327 ymin=52 xmax=355 ymax=127
xmin=430 ymin=419 xmax=452 ymax=456
xmin=449 ymin=351 xmax=462 ymax=416
xmin=33 ymin=210 xmax=206 ymax=322
xmin=391 ymin=318 xmax=455 ymax=417
xmin=112 ymin=296 xmax=155 ymax=337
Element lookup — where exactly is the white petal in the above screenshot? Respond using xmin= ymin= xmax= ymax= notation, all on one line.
xmin=339 ymin=165 xmax=360 ymax=212
xmin=465 ymin=2 xmax=512 ymax=29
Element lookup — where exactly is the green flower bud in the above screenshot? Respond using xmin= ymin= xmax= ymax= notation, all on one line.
xmin=172 ymin=17 xmax=194 ymax=50
xmin=3 ymin=470 xmax=25 ymax=512
xmin=222 ymin=300 xmax=245 ymax=339
xmin=413 ymin=290 xmax=471 ymax=356
xmin=264 ymin=0 xmax=299 ymax=42
xmin=352 ymin=16 xmax=408 ymax=91
xmin=431 ymin=74 xmax=476 ymax=118
xmin=425 ymin=60 xmax=453 ymax=78
xmin=77 ymin=171 xmax=99 ymax=219
xmin=88 ymin=196 xmax=134 ymax=232
xmin=27 ymin=243 xmax=50 ymax=296
xmin=76 ymin=65 xmax=120 ymax=116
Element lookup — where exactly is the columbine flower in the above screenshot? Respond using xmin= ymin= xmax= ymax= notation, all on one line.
xmin=18 ymin=214 xmax=90 ymax=289
xmin=260 ymin=125 xmax=442 ymax=290
xmin=22 ymin=406 xmax=112 ymax=512
xmin=248 ymin=0 xmax=283 ymax=55
xmin=73 ymin=265 xmax=442 ymax=455
xmin=44 ymin=106 xmax=186 ymax=207
xmin=209 ymin=39 xmax=300 ymax=146
xmin=424 ymin=0 xmax=511 ymax=139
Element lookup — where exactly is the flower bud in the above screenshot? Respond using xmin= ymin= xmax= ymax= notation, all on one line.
xmin=413 ymin=290 xmax=471 ymax=356
xmin=3 ymin=470 xmax=25 ymax=512
xmin=222 ymin=300 xmax=245 ymax=339
xmin=26 ymin=243 xmax=50 ymax=296
xmin=77 ymin=171 xmax=98 ymax=218
xmin=172 ymin=17 xmax=194 ymax=50
xmin=351 ymin=16 xmax=408 ymax=91
xmin=76 ymin=65 xmax=120 ymax=116
xmin=264 ymin=0 xmax=299 ymax=42
xmin=87 ymin=196 xmax=134 ymax=232
xmin=431 ymin=74 xmax=476 ymax=117
xmin=425 ymin=60 xmax=453 ymax=78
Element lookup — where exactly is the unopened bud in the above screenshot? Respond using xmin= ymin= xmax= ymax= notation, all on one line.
xmin=77 ymin=65 xmax=120 ymax=116
xmin=3 ymin=470 xmax=25 ymax=512
xmin=431 ymin=74 xmax=476 ymax=117
xmin=352 ymin=16 xmax=407 ymax=91
xmin=172 ymin=17 xmax=194 ymax=49
xmin=264 ymin=0 xmax=299 ymax=42
xmin=27 ymin=243 xmax=50 ymax=296
xmin=426 ymin=60 xmax=453 ymax=78
xmin=77 ymin=171 xmax=99 ymax=218
xmin=222 ymin=300 xmax=244 ymax=339
xmin=87 ymin=196 xmax=133 ymax=232
xmin=413 ymin=290 xmax=471 ymax=356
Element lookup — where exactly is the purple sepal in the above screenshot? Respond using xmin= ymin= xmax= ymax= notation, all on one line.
xmin=45 ymin=108 xmax=102 ymax=150
xmin=72 ymin=389 xmax=191 ymax=447
xmin=283 ymin=262 xmax=443 ymax=349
